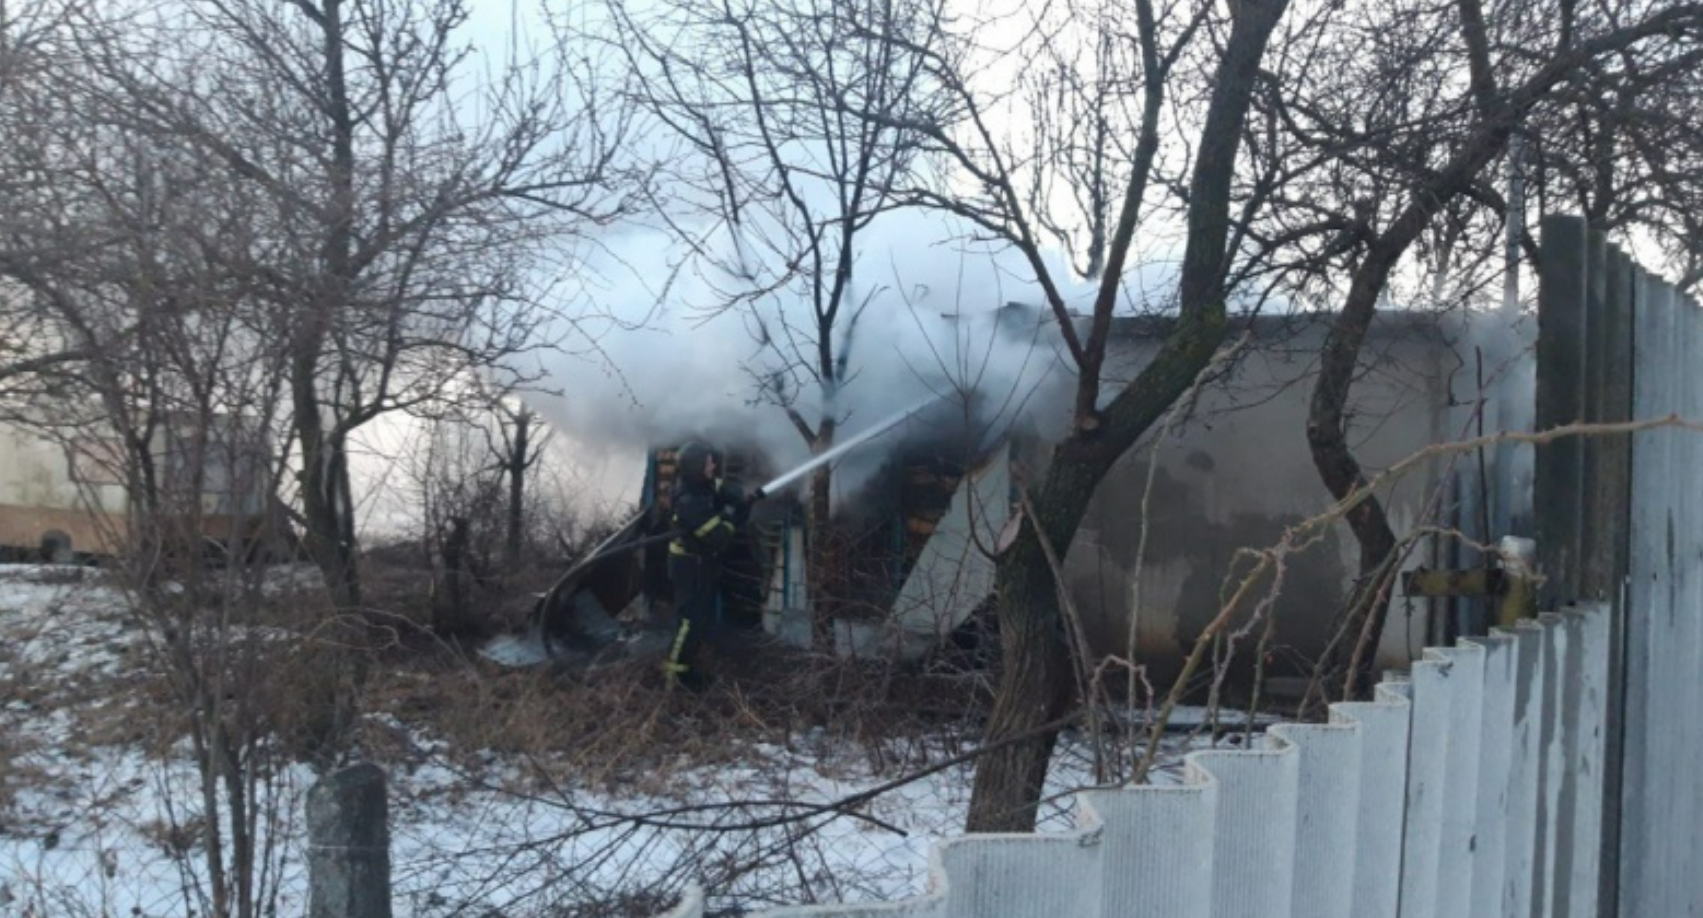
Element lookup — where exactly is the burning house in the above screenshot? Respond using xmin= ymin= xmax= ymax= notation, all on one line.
xmin=519 ymin=307 xmax=1510 ymax=689
xmin=526 ymin=400 xmax=1015 ymax=667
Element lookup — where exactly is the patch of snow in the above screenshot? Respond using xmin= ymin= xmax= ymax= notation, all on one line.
xmin=476 ymin=632 xmax=549 ymax=668
xmin=0 ymin=568 xmax=1213 ymax=917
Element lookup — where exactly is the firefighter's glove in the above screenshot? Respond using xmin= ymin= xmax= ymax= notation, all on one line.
xmin=714 ymin=481 xmax=744 ymax=524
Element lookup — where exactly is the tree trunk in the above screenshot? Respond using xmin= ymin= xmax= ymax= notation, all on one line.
xmin=297 ymin=0 xmax=361 ymax=614
xmin=505 ymin=408 xmax=531 ymax=572
xmin=435 ymin=515 xmax=474 ymax=635
xmin=965 ymin=0 xmax=1289 ymax=833
xmin=218 ymin=732 xmax=254 ymax=918
xmin=966 ymin=456 xmax=1094 ymax=831
xmin=966 ymin=336 xmax=1228 ymax=830
xmin=297 ymin=415 xmax=361 ymax=611
xmin=804 ymin=421 xmax=837 ymax=649
xmin=192 ymin=711 xmax=231 ymax=918
xmin=806 ymin=465 xmax=838 ymax=646
xmin=292 ymin=376 xmax=364 ymax=766
xmin=1305 ymin=255 xmax=1404 ymax=699
xmin=1303 ymin=53 xmax=1557 ymax=698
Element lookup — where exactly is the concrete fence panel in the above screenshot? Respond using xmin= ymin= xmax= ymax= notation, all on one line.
xmin=1689 ymin=291 xmax=1703 ymax=917
xmin=1563 ymin=606 xmax=1610 ymax=918
xmin=1504 ymin=620 xmax=1547 ymax=918
xmin=641 ymin=605 xmax=1615 ymax=918
xmin=1687 ymin=290 xmax=1703 ymax=910
xmin=1191 ymin=744 xmax=1300 ymax=918
xmin=1554 ymin=612 xmax=1584 ymax=918
xmin=1623 ymin=265 xmax=1680 ymax=917
xmin=1331 ymin=683 xmax=1411 ymax=918
xmin=1534 ymin=612 xmax=1569 ymax=918
xmin=1085 ymin=783 xmax=1216 ymax=918
xmin=307 ymin=763 xmax=392 ymax=918
xmin=1676 ymin=288 xmax=1703 ymax=917
xmin=1265 ymin=721 xmax=1359 ymax=918
xmin=934 ymin=822 xmax=1102 ymax=918
xmin=1398 ymin=653 xmax=1453 ymax=918
xmin=1465 ymin=633 xmax=1517 ymax=918
xmin=1434 ymin=641 xmax=1487 ymax=918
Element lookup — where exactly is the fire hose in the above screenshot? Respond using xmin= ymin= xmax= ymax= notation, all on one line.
xmin=550 ymin=393 xmax=943 ymax=581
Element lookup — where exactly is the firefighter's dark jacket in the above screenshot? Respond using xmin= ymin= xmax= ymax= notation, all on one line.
xmin=669 ymin=477 xmax=749 ymax=557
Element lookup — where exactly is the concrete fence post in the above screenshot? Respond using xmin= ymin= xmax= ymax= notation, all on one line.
xmin=308 ymin=762 xmax=393 ymax=918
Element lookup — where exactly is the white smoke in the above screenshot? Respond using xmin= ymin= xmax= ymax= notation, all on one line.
xmin=523 ymin=203 xmax=1175 ymax=508
xmin=1481 ymin=299 xmax=1538 ymax=537
xmin=1449 ymin=292 xmax=1537 ymax=548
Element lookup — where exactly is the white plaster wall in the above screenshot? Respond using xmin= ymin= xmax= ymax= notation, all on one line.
xmin=1062 ymin=313 xmax=1457 ymax=679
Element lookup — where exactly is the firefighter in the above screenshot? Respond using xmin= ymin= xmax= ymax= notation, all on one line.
xmin=663 ymin=440 xmax=752 ymax=689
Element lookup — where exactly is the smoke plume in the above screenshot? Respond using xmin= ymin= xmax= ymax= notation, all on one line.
xmin=524 ymin=206 xmax=1174 ymax=508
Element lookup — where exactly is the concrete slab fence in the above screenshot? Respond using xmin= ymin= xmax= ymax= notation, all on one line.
xmin=653 ymin=606 xmax=1610 ymax=918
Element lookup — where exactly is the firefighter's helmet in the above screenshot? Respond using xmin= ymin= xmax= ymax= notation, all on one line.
xmin=676 ymin=440 xmax=719 ymax=484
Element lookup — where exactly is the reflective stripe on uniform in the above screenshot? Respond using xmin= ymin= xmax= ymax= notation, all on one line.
xmin=672 ymin=514 xmax=733 ymax=556
xmin=663 ymin=618 xmax=692 ymax=678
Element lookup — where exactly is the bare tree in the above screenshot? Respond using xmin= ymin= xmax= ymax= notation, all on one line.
xmin=0 ymin=0 xmax=118 ymax=392
xmin=1 ymin=35 xmax=307 ymax=912
xmin=396 ymin=384 xmax=555 ymax=634
xmin=1017 ymin=2 xmax=1157 ymax=284
xmin=603 ymin=0 xmax=941 ymax=642
xmin=1251 ymin=0 xmax=1703 ymax=701
xmin=1525 ymin=13 xmax=1703 ymax=292
xmin=63 ymin=0 xmax=636 ymax=614
xmin=497 ymin=398 xmax=548 ymax=573
xmin=806 ymin=0 xmax=1292 ymax=830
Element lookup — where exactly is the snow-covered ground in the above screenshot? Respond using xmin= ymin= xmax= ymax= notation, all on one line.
xmin=0 ymin=566 xmax=1223 ymax=917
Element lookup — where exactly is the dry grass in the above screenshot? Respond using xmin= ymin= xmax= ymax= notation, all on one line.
xmin=359 ymin=539 xmax=577 ymax=645
xmin=0 ymin=709 xmax=48 ymax=818
xmin=2 ymin=563 xmax=1010 ymax=918
xmin=1 ymin=554 xmax=1000 ymax=828
xmin=345 ymin=543 xmax=1000 ymax=793
xmin=355 ymin=623 xmax=996 ymax=798
xmin=0 ymin=577 xmax=154 ymax=822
